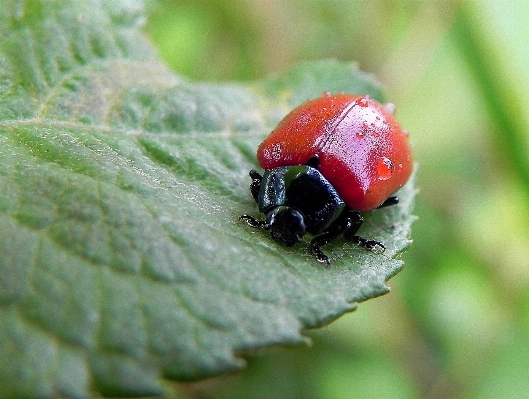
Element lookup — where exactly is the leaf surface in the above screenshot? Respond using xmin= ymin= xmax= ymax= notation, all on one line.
xmin=0 ymin=1 xmax=415 ymax=397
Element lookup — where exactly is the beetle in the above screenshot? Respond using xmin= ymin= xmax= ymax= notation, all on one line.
xmin=240 ymin=93 xmax=412 ymax=265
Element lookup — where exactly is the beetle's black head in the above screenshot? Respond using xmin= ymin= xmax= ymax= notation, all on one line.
xmin=265 ymin=206 xmax=307 ymax=247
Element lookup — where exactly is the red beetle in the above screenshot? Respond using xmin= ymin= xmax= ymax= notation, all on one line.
xmin=241 ymin=93 xmax=412 ymax=265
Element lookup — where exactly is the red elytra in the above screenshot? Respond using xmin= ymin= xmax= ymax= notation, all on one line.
xmin=257 ymin=94 xmax=412 ymax=212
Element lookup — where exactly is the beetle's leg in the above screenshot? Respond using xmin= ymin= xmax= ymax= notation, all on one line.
xmin=240 ymin=171 xmax=265 ymax=228
xmin=309 ymin=215 xmax=354 ymax=266
xmin=249 ymin=170 xmax=262 ymax=203
xmin=350 ymin=236 xmax=385 ymax=251
xmin=343 ymin=211 xmax=385 ymax=251
xmin=377 ymin=196 xmax=399 ymax=209
xmin=239 ymin=214 xmax=265 ymax=228
xmin=305 ymin=154 xmax=320 ymax=169
xmin=345 ymin=197 xmax=397 ymax=247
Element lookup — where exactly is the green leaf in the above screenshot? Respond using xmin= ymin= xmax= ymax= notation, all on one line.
xmin=0 ymin=1 xmax=416 ymax=398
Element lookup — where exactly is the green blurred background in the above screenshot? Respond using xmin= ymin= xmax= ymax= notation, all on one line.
xmin=145 ymin=1 xmax=529 ymax=398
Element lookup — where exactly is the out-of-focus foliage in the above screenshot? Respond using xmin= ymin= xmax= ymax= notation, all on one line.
xmin=147 ymin=1 xmax=529 ymax=398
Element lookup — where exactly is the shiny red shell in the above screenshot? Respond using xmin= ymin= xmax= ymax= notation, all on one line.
xmin=257 ymin=94 xmax=412 ymax=212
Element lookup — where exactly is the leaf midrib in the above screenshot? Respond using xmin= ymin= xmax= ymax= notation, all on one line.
xmin=0 ymin=119 xmax=269 ymax=140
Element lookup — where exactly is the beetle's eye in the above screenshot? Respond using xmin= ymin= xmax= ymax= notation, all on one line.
xmin=265 ymin=206 xmax=306 ymax=247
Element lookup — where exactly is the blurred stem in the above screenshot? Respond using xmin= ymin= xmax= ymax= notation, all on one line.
xmin=451 ymin=3 xmax=529 ymax=204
